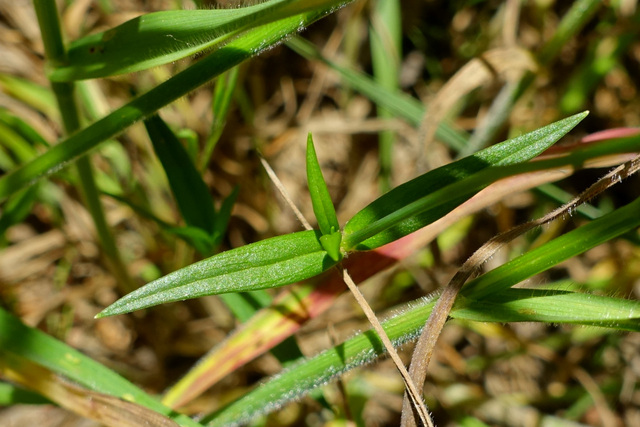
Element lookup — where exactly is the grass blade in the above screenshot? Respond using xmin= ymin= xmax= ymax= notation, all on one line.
xmin=202 ymin=297 xmax=438 ymax=427
xmin=369 ymin=0 xmax=402 ymax=190
xmin=286 ymin=37 xmax=468 ymax=151
xmin=452 ymin=289 xmax=640 ymax=330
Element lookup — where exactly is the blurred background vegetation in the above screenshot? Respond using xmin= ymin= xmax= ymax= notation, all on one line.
xmin=0 ymin=0 xmax=639 ymax=425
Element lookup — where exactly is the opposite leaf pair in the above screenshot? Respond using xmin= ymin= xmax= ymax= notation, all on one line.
xmin=97 ymin=111 xmax=587 ymax=318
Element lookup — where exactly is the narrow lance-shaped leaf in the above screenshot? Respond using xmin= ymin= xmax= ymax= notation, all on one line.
xmin=49 ymin=0 xmax=353 ymax=81
xmin=96 ymin=230 xmax=339 ymax=318
xmin=306 ymin=133 xmax=342 ymax=261
xmin=145 ymin=114 xmax=216 ymax=235
xmin=342 ymin=111 xmax=588 ymax=250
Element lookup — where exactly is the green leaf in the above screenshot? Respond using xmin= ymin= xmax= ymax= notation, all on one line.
xmin=306 ymin=133 xmax=340 ymax=236
xmin=0 ymin=75 xmax=58 ymax=121
xmin=462 ymin=195 xmax=640 ymax=301
xmin=0 ymin=308 xmax=203 ymax=427
xmin=103 ymin=191 xmax=218 ymax=253
xmin=49 ymin=0 xmax=352 ymax=81
xmin=97 ymin=230 xmax=338 ymax=317
xmin=165 ymin=225 xmax=216 ymax=255
xmin=369 ymin=0 xmax=402 ymax=191
xmin=0 ymin=3 xmax=352 ymax=201
xmin=453 ymin=289 xmax=640 ymax=331
xmin=144 ymin=114 xmax=216 ymax=234
xmin=342 ymin=111 xmax=588 ymax=250
xmin=203 ymin=280 xmax=639 ymax=425
xmin=0 ymin=120 xmax=38 ymax=165
xmin=306 ymin=133 xmax=342 ymax=260
xmin=0 ymin=108 xmax=50 ymax=149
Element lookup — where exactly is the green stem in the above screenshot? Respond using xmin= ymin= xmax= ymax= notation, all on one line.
xmin=34 ymin=0 xmax=136 ymax=293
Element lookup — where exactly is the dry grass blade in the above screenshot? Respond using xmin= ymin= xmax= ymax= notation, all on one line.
xmin=401 ymin=154 xmax=640 ymax=427
xmin=341 ymin=267 xmax=434 ymax=427
xmin=259 ymin=154 xmax=313 ymax=231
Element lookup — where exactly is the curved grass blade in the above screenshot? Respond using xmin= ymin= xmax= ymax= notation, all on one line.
xmin=97 ymin=230 xmax=338 ymax=317
xmin=0 ymin=3 xmax=353 ymax=202
xmin=144 ymin=114 xmax=216 ymax=235
xmin=0 ymin=307 xmax=202 ymax=427
xmin=0 ymin=109 xmax=50 ymax=149
xmin=0 ymin=120 xmax=39 ymax=164
xmin=342 ymin=111 xmax=588 ymax=250
xmin=0 ymin=186 xmax=39 ymax=244
xmin=50 ymin=0 xmax=351 ymax=81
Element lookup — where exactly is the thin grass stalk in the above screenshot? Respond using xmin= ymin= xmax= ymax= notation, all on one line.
xmin=33 ymin=0 xmax=136 ymax=292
